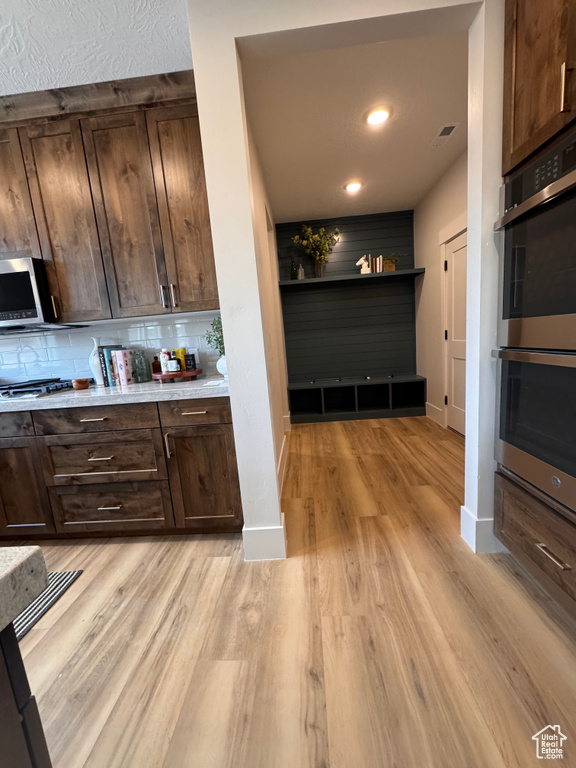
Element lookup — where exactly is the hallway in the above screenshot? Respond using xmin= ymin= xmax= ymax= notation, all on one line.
xmin=21 ymin=417 xmax=576 ymax=768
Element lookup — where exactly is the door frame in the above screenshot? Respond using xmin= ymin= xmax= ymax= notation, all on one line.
xmin=439 ymin=213 xmax=467 ymax=430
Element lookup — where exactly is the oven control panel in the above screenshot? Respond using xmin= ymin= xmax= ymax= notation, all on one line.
xmin=506 ymin=127 xmax=576 ymax=208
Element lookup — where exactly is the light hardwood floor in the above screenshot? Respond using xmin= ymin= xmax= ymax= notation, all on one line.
xmin=21 ymin=417 xmax=576 ymax=768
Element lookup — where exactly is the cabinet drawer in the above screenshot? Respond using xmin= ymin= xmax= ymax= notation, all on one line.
xmin=158 ymin=397 xmax=231 ymax=426
xmin=0 ymin=412 xmax=34 ymax=438
xmin=32 ymin=402 xmax=159 ymax=435
xmin=40 ymin=429 xmax=167 ymax=485
xmin=48 ymin=481 xmax=174 ymax=532
xmin=495 ymin=473 xmax=576 ymax=605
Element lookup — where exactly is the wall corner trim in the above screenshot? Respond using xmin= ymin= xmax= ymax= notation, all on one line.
xmin=460 ymin=505 xmax=508 ymax=554
xmin=438 ymin=212 xmax=467 ymax=245
xmin=242 ymin=513 xmax=287 ymax=561
xmin=277 ymin=432 xmax=290 ymax=492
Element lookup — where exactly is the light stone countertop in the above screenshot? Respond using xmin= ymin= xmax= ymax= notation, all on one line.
xmin=0 ymin=547 xmax=48 ymax=633
xmin=0 ymin=375 xmax=229 ymax=412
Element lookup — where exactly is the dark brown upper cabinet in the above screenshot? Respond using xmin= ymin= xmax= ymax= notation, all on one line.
xmin=19 ymin=121 xmax=112 ymax=322
xmin=0 ymin=127 xmax=41 ymax=261
xmin=146 ymin=105 xmax=219 ymax=313
xmin=81 ymin=112 xmax=170 ymax=318
xmin=503 ymin=0 xmax=576 ymax=175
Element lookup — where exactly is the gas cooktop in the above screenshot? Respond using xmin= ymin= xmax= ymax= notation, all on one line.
xmin=0 ymin=378 xmax=79 ymax=398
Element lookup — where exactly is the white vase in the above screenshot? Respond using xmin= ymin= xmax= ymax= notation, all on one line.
xmin=88 ymin=337 xmax=104 ymax=386
xmin=216 ymin=355 xmax=228 ymax=379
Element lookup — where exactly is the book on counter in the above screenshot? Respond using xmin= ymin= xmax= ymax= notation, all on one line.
xmin=97 ymin=345 xmax=124 ymax=387
xmin=113 ymin=349 xmax=135 ymax=387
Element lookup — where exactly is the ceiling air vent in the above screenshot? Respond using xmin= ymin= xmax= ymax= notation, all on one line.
xmin=430 ymin=122 xmax=460 ymax=147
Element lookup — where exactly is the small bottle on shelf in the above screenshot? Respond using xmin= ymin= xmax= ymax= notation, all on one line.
xmin=152 ymin=356 xmax=161 ymax=374
xmin=159 ymin=348 xmax=171 ymax=373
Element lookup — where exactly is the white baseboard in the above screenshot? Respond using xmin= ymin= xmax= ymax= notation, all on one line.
xmin=277 ymin=432 xmax=290 ymax=492
xmin=283 ymin=413 xmax=292 ymax=432
xmin=460 ymin=505 xmax=508 ymax=553
xmin=242 ymin=513 xmax=287 ymax=561
xmin=426 ymin=401 xmax=445 ymax=427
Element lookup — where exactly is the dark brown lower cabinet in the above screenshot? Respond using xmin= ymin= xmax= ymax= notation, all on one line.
xmin=0 ymin=438 xmax=53 ymax=536
xmin=166 ymin=424 xmax=242 ymax=532
xmin=48 ymin=481 xmax=175 ymax=534
xmin=495 ymin=471 xmax=576 ymax=616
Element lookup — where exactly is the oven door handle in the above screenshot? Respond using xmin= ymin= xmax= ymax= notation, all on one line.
xmin=496 ymin=349 xmax=576 ymax=367
xmin=494 ymin=167 xmax=576 ymax=231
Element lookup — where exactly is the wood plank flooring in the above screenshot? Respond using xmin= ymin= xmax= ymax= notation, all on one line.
xmin=20 ymin=417 xmax=576 ymax=768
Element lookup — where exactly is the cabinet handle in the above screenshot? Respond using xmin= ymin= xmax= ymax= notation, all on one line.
xmin=79 ymin=417 xmax=107 ymax=422
xmin=170 ymin=283 xmax=177 ymax=308
xmin=160 ymin=284 xmax=168 ymax=309
xmin=51 ymin=295 xmax=58 ymax=319
xmin=535 ymin=542 xmax=572 ymax=570
xmin=88 ymin=455 xmax=114 ymax=462
xmin=181 ymin=411 xmax=207 ymax=416
xmin=560 ymin=61 xmax=573 ymax=112
xmin=97 ymin=505 xmax=123 ymax=511
xmin=164 ymin=432 xmax=172 ymax=459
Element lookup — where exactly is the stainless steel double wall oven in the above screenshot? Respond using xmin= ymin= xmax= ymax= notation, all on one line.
xmin=496 ymin=125 xmax=576 ymax=516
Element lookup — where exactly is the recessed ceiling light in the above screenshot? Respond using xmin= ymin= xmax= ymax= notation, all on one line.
xmin=345 ymin=181 xmax=362 ymax=193
xmin=367 ymin=109 xmax=390 ymax=126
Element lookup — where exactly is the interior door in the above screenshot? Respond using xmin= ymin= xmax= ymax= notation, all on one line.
xmin=81 ymin=112 xmax=170 ymax=318
xmin=445 ymin=232 xmax=467 ymax=435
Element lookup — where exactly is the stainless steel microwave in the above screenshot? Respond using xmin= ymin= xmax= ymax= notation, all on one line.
xmin=495 ymin=125 xmax=576 ymax=350
xmin=0 ymin=257 xmax=57 ymax=333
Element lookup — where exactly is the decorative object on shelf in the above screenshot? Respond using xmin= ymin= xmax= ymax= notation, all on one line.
xmin=383 ymin=251 xmax=406 ymax=272
xmin=297 ymin=263 xmax=305 ymax=280
xmin=290 ymin=260 xmax=298 ymax=280
xmin=88 ymin=337 xmax=105 ymax=386
xmin=132 ymin=349 xmax=152 ymax=383
xmin=292 ymin=224 xmax=340 ymax=278
xmin=71 ymin=378 xmax=90 ymax=390
xmin=205 ymin=315 xmax=227 ymax=379
xmin=356 ymin=255 xmax=371 ymax=274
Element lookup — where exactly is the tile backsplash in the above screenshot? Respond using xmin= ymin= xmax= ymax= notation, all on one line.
xmin=0 ymin=311 xmax=221 ymax=384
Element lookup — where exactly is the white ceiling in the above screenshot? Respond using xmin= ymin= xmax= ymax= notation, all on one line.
xmin=242 ymin=32 xmax=468 ymax=223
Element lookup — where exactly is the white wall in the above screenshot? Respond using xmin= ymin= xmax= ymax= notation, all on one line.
xmin=0 ymin=313 xmax=220 ymax=384
xmin=415 ymin=151 xmax=467 ymax=425
xmin=187 ymin=0 xmax=505 ymax=557
xmin=245 ymin=123 xmax=291 ymax=488
xmin=0 ymin=0 xmax=192 ymax=95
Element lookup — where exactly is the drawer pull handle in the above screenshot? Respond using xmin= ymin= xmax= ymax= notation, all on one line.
xmin=181 ymin=411 xmax=207 ymax=416
xmin=164 ymin=432 xmax=172 ymax=459
xmin=535 ymin=542 xmax=572 ymax=571
xmin=79 ymin=417 xmax=107 ymax=422
xmin=97 ymin=505 xmax=123 ymax=511
xmin=88 ymin=456 xmax=114 ymax=462
xmin=170 ymin=283 xmax=177 ymax=307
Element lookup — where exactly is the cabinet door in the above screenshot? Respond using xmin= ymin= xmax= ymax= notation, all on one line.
xmin=19 ymin=121 xmax=111 ymax=322
xmin=166 ymin=424 xmax=242 ymax=531
xmin=81 ymin=112 xmax=169 ymax=317
xmin=0 ymin=438 xmax=53 ymax=537
xmin=0 ymin=128 xmax=41 ymax=260
xmin=503 ymin=0 xmax=576 ymax=174
xmin=147 ymin=105 xmax=219 ymax=312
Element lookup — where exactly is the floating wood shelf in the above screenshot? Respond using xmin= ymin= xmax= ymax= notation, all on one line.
xmin=279 ymin=268 xmax=425 ymax=288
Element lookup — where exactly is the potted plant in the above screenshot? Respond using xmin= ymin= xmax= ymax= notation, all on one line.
xmin=205 ymin=316 xmax=227 ymax=378
xmin=383 ymin=251 xmax=406 ymax=272
xmin=292 ymin=224 xmax=340 ymax=278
